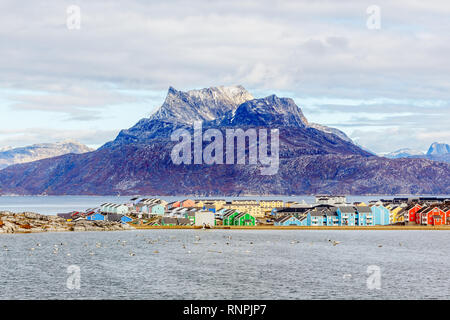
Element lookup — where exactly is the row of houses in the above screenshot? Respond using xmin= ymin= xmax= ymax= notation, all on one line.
xmin=57 ymin=209 xmax=132 ymax=224
xmin=58 ymin=196 xmax=450 ymax=228
xmin=273 ymin=205 xmax=388 ymax=226
xmin=273 ymin=201 xmax=450 ymax=227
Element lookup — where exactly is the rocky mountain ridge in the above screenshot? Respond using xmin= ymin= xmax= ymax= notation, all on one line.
xmin=0 ymin=86 xmax=449 ymax=195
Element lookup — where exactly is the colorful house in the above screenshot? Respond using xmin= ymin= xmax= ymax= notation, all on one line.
xmin=337 ymin=206 xmax=357 ymax=226
xmin=355 ymin=206 xmax=374 ymax=226
xmin=195 ymin=211 xmax=216 ymax=227
xmin=222 ymin=210 xmax=240 ymax=226
xmin=148 ymin=204 xmax=165 ymax=215
xmin=167 ymin=201 xmax=181 ymax=209
xmin=324 ymin=209 xmax=340 ymax=226
xmin=232 ymin=212 xmax=256 ymax=226
xmin=390 ymin=205 xmax=405 ymax=223
xmin=106 ymin=213 xmax=132 ymax=224
xmin=274 ymin=215 xmax=303 ymax=226
xmin=100 ymin=203 xmax=129 ymax=215
xmin=404 ymin=203 xmax=423 ymax=223
xmin=370 ymin=205 xmax=390 ymax=225
xmin=181 ymin=199 xmax=195 ymax=208
xmin=307 ymin=210 xmax=326 ymax=226
xmin=417 ymin=206 xmax=447 ymax=225
xmin=86 ymin=213 xmax=106 ymax=221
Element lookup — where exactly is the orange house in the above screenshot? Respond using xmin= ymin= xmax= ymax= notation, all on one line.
xmin=181 ymin=199 xmax=195 ymax=208
xmin=167 ymin=201 xmax=181 ymax=209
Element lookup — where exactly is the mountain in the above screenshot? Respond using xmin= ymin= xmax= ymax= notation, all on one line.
xmin=0 ymin=141 xmax=93 ymax=170
xmin=152 ymin=85 xmax=255 ymax=124
xmin=0 ymin=146 xmax=12 ymax=152
xmin=384 ymin=148 xmax=425 ymax=159
xmin=427 ymin=142 xmax=450 ymax=156
xmin=0 ymin=86 xmax=449 ymax=196
xmin=383 ymin=143 xmax=450 ymax=163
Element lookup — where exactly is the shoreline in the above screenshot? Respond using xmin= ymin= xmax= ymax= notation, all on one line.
xmin=132 ymin=225 xmax=450 ymax=231
xmin=0 ymin=211 xmax=134 ymax=234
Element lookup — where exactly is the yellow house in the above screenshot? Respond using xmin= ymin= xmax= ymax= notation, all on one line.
xmin=195 ymin=199 xmax=226 ymax=211
xmin=386 ymin=205 xmax=404 ymax=223
xmin=224 ymin=203 xmax=263 ymax=218
xmin=259 ymin=200 xmax=284 ymax=217
xmin=260 ymin=200 xmax=284 ymax=209
xmin=354 ymin=202 xmax=368 ymax=206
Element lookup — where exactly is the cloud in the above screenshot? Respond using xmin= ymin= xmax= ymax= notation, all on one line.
xmin=0 ymin=128 xmax=119 ymax=149
xmin=7 ymin=85 xmax=137 ymax=120
xmin=0 ymin=0 xmax=448 ymax=151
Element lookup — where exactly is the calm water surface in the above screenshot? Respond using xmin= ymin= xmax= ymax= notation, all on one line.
xmin=1 ymin=229 xmax=449 ymax=300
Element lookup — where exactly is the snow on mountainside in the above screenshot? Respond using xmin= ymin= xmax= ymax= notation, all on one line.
xmin=427 ymin=142 xmax=450 ymax=155
xmin=104 ymin=86 xmax=353 ymax=148
xmin=0 ymin=141 xmax=93 ymax=170
xmin=151 ymin=85 xmax=255 ymax=124
xmin=384 ymin=148 xmax=425 ymax=159
xmin=383 ymin=143 xmax=450 ymax=163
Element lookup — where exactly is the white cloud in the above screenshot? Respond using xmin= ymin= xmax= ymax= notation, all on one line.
xmin=0 ymin=0 xmax=448 ymax=151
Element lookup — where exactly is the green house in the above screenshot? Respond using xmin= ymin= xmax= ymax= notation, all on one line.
xmin=222 ymin=210 xmax=240 ymax=226
xmin=233 ymin=212 xmax=256 ymax=226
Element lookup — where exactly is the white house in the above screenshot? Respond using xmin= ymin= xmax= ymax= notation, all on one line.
xmin=195 ymin=211 xmax=215 ymax=227
xmin=100 ymin=203 xmax=129 ymax=215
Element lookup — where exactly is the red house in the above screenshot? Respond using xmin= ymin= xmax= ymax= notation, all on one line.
xmin=405 ymin=203 xmax=422 ymax=223
xmin=416 ymin=207 xmax=427 ymax=224
xmin=445 ymin=207 xmax=450 ymax=225
xmin=419 ymin=206 xmax=446 ymax=225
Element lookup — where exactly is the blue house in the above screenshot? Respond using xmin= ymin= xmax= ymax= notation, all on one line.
xmin=148 ymin=204 xmax=165 ymax=215
xmin=323 ymin=209 xmax=340 ymax=226
xmin=355 ymin=206 xmax=374 ymax=226
xmin=107 ymin=213 xmax=133 ymax=224
xmin=86 ymin=213 xmax=105 ymax=221
xmin=337 ymin=206 xmax=357 ymax=226
xmin=371 ymin=205 xmax=390 ymax=225
xmin=121 ymin=215 xmax=133 ymax=224
xmin=274 ymin=215 xmax=303 ymax=226
xmin=306 ymin=211 xmax=326 ymax=226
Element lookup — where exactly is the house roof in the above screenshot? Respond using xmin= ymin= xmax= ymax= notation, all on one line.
xmin=276 ymin=215 xmax=300 ymax=223
xmin=107 ymin=213 xmax=125 ymax=221
xmin=338 ymin=206 xmax=356 ymax=213
xmin=356 ymin=206 xmax=372 ymax=213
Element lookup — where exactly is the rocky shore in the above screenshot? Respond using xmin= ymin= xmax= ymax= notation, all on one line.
xmin=0 ymin=211 xmax=134 ymax=234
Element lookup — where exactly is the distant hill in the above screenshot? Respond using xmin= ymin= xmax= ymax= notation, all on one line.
xmin=384 ymin=148 xmax=425 ymax=159
xmin=427 ymin=142 xmax=450 ymax=156
xmin=0 ymin=86 xmax=449 ymax=195
xmin=0 ymin=141 xmax=93 ymax=170
xmin=384 ymin=143 xmax=450 ymax=163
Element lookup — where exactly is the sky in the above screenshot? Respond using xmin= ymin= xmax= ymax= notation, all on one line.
xmin=0 ymin=0 xmax=449 ymax=154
